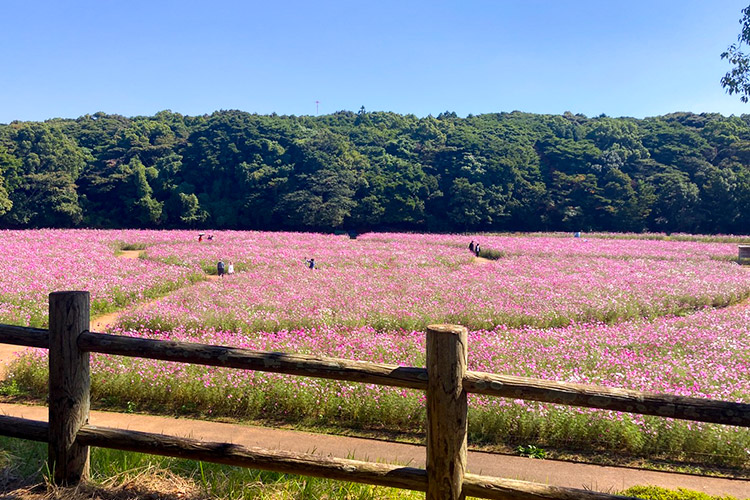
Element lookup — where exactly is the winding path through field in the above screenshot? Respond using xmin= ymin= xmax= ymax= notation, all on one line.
xmin=91 ymin=252 xmax=220 ymax=331
xmin=0 ymin=251 xmax=749 ymax=497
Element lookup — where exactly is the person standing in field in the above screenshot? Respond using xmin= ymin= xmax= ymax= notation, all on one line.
xmin=228 ymin=262 xmax=234 ymax=274
xmin=306 ymin=258 xmax=315 ymax=270
xmin=469 ymin=240 xmax=475 ymax=252
xmin=217 ymin=260 xmax=225 ymax=277
xmin=475 ymin=243 xmax=481 ymax=257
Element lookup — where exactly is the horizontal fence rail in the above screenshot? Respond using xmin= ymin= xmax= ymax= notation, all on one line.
xmin=3 ymin=323 xmax=748 ymax=428
xmin=463 ymin=372 xmax=750 ymax=427
xmin=77 ymin=331 xmax=430 ymax=390
xmin=0 ymin=414 xmax=633 ymax=500
xmin=0 ymin=414 xmax=48 ymax=442
xmin=78 ymin=424 xmax=632 ymax=500
xmin=0 ymin=291 xmax=746 ymax=499
xmin=0 ymin=324 xmax=49 ymax=349
xmin=72 ymin=330 xmax=750 ymax=427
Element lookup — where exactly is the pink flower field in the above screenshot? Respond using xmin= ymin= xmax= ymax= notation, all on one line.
xmin=0 ymin=230 xmax=202 ymax=326
xmin=4 ymin=229 xmax=750 ymax=467
xmin=15 ymin=302 xmax=750 ymax=465
xmin=117 ymin=231 xmax=750 ymax=331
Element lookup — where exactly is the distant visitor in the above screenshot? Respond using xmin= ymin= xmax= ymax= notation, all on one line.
xmin=469 ymin=240 xmax=475 ymax=252
xmin=306 ymin=258 xmax=315 ymax=270
xmin=217 ymin=260 xmax=225 ymax=277
xmin=228 ymin=262 xmax=234 ymax=274
xmin=474 ymin=243 xmax=481 ymax=257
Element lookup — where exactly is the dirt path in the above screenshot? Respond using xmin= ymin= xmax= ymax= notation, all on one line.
xmin=90 ymin=311 xmax=124 ymax=332
xmin=0 ymin=344 xmax=23 ymax=379
xmin=1 ymin=250 xmax=218 ymax=370
xmin=473 ymin=256 xmax=491 ymax=264
xmin=117 ymin=250 xmax=142 ymax=259
xmin=0 ymin=402 xmax=746 ymax=498
xmin=89 ymin=253 xmax=220 ymax=331
xmin=92 ymin=250 xmax=142 ymax=330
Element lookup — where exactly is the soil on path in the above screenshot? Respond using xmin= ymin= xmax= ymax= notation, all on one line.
xmin=0 ymin=344 xmax=22 ymax=379
xmin=117 ymin=250 xmax=142 ymax=259
xmin=0 ymin=402 xmax=747 ymax=498
xmin=90 ymin=254 xmax=220 ymax=331
xmin=91 ymin=311 xmax=125 ymax=332
xmin=92 ymin=250 xmax=140 ymax=330
xmin=4 ymin=250 xmax=221 ymax=363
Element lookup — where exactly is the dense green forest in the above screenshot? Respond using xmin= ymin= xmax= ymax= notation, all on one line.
xmin=0 ymin=109 xmax=749 ymax=233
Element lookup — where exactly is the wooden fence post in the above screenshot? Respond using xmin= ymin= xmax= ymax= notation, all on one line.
xmin=426 ymin=324 xmax=468 ymax=500
xmin=48 ymin=291 xmax=91 ymax=485
xmin=739 ymin=245 xmax=750 ymax=264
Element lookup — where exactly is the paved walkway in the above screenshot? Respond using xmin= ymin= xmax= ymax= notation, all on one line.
xmin=0 ymin=402 xmax=747 ymax=498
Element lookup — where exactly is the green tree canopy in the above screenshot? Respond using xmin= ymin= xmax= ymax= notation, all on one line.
xmin=1 ymin=109 xmax=749 ymax=234
xmin=722 ymin=4 xmax=750 ymax=102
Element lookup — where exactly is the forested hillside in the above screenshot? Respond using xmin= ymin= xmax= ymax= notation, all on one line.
xmin=0 ymin=109 xmax=748 ymax=233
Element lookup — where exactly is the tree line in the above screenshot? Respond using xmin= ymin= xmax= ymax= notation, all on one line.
xmin=0 ymin=108 xmax=749 ymax=234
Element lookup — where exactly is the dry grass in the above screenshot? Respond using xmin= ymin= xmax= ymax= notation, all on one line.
xmin=0 ymin=468 xmax=206 ymax=500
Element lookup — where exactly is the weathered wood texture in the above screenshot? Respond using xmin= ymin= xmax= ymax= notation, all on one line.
xmin=78 ymin=425 xmax=427 ymax=491
xmin=0 ymin=415 xmax=48 ymax=442
xmin=462 ymin=474 xmax=637 ymax=500
xmin=76 ymin=331 xmax=750 ymax=427
xmin=48 ymin=291 xmax=91 ymax=485
xmin=463 ymin=372 xmax=750 ymax=427
xmin=0 ymin=325 xmax=49 ymax=348
xmin=76 ymin=425 xmax=637 ymax=500
xmin=78 ymin=331 xmax=428 ymax=389
xmin=426 ymin=324 xmax=468 ymax=500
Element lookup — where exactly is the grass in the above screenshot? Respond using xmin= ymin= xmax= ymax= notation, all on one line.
xmin=116 ymin=242 xmax=149 ymax=251
xmin=115 ymin=287 xmax=750 ymax=334
xmin=0 ymin=435 xmax=47 ymax=485
xmin=7 ymin=355 xmax=750 ymax=472
xmin=477 ymin=247 xmax=506 ymax=260
xmin=200 ymin=260 xmax=250 ymax=275
xmin=88 ymin=273 xmax=207 ymax=319
xmin=622 ymin=486 xmax=739 ymax=500
xmin=0 ymin=436 xmax=742 ymax=500
xmin=515 ymin=444 xmax=547 ymax=459
xmin=0 ymin=436 xmax=421 ymax=500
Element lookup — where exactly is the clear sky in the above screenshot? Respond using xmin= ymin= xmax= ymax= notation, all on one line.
xmin=2 ymin=0 xmax=750 ymax=123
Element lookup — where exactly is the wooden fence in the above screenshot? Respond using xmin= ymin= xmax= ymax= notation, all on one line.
xmin=740 ymin=245 xmax=750 ymax=264
xmin=0 ymin=291 xmax=748 ymax=500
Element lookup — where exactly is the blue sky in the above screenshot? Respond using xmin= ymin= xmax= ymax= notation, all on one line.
xmin=1 ymin=0 xmax=749 ymax=122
